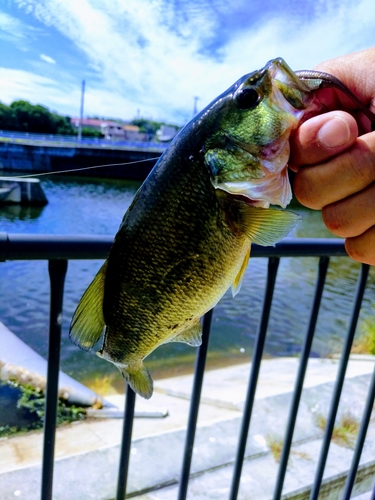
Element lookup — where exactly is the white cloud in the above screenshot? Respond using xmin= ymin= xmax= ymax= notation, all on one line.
xmin=5 ymin=0 xmax=375 ymax=123
xmin=0 ymin=11 xmax=25 ymax=36
xmin=0 ymin=68 xmax=75 ymax=111
xmin=40 ymin=54 xmax=56 ymax=64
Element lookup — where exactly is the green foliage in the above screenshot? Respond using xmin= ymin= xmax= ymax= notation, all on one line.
xmin=130 ymin=118 xmax=179 ymax=136
xmin=80 ymin=126 xmax=104 ymax=138
xmin=0 ymin=100 xmax=76 ymax=135
xmin=131 ymin=118 xmax=159 ymax=134
xmin=0 ymin=380 xmax=85 ymax=438
xmin=352 ymin=314 xmax=375 ymax=355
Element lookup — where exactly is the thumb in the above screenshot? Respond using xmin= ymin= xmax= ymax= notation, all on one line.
xmin=289 ymin=111 xmax=358 ymax=171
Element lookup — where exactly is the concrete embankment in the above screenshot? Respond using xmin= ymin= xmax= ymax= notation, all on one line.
xmin=0 ymin=322 xmax=107 ymax=418
xmin=0 ymin=177 xmax=47 ymax=205
xmin=0 ymin=356 xmax=374 ymax=499
xmin=0 ymin=142 xmax=163 ymax=180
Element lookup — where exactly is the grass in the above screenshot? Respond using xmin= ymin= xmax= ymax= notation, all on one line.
xmin=265 ymin=434 xmax=311 ymax=463
xmin=85 ymin=373 xmax=119 ymax=396
xmin=266 ymin=435 xmax=283 ymax=462
xmin=0 ymin=380 xmax=86 ymax=438
xmin=315 ymin=411 xmax=359 ymax=448
xmin=351 ymin=314 xmax=375 ymax=355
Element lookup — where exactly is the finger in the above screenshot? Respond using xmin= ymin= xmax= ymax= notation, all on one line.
xmin=289 ymin=111 xmax=358 ymax=170
xmin=322 ymin=183 xmax=375 ymax=238
xmin=314 ymin=48 xmax=375 ymax=113
xmin=345 ymin=226 xmax=375 ymax=265
xmin=293 ymin=131 xmax=375 ymax=209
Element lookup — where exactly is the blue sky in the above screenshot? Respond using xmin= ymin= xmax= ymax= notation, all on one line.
xmin=0 ymin=0 xmax=374 ymax=125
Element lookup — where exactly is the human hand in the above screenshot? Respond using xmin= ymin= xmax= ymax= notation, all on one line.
xmin=290 ymin=47 xmax=375 ymax=264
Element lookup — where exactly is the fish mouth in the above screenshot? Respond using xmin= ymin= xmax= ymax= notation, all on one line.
xmin=235 ymin=129 xmax=291 ymax=171
xmin=217 ymin=135 xmax=292 ymax=209
xmin=218 ymin=167 xmax=291 ymax=208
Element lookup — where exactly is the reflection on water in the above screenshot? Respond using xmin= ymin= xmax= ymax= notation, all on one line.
xmin=0 ymin=174 xmax=374 ymax=385
xmin=0 ymin=204 xmax=45 ymax=220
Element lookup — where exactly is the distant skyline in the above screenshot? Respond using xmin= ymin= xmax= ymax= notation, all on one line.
xmin=0 ymin=0 xmax=375 ymax=125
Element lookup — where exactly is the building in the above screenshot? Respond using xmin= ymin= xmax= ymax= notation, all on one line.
xmin=156 ymin=125 xmax=179 ymax=142
xmin=70 ymin=118 xmax=107 ymax=131
xmin=71 ymin=118 xmax=148 ymax=141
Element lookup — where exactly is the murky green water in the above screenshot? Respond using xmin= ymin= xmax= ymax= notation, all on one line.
xmin=1 ymin=174 xmax=374 ymax=388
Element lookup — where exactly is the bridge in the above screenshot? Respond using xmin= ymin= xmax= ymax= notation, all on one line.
xmin=0 ymin=130 xmax=168 ymax=180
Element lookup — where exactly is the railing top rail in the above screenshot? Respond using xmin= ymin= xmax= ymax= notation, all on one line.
xmin=0 ymin=233 xmax=348 ymax=261
xmin=0 ymin=129 xmax=168 ymax=150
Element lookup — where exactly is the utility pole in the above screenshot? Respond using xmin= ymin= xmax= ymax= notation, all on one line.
xmin=193 ymin=96 xmax=199 ymax=118
xmin=78 ymin=79 xmax=85 ymax=142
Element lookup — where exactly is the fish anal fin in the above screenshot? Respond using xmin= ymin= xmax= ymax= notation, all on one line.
xmin=236 ymin=203 xmax=300 ymax=246
xmin=170 ymin=320 xmax=202 ymax=347
xmin=69 ymin=261 xmax=107 ymax=351
xmin=118 ymin=362 xmax=153 ymax=400
xmin=232 ymin=244 xmax=251 ymax=297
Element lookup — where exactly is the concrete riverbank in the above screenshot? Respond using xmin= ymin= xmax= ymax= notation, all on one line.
xmin=0 ymin=356 xmax=374 ymax=499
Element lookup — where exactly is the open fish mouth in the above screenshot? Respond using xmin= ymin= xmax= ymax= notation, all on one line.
xmin=217 ymin=166 xmax=291 ymax=208
xmin=216 ymin=134 xmax=292 ymax=209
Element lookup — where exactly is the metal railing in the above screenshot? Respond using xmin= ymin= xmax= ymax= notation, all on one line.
xmin=1 ymin=233 xmax=375 ymax=500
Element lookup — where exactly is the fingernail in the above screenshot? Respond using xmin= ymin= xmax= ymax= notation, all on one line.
xmin=318 ymin=116 xmax=351 ymax=148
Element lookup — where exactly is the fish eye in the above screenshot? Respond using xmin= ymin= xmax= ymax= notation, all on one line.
xmin=236 ymin=88 xmax=261 ymax=109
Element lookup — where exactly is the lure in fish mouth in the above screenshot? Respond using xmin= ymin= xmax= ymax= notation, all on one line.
xmin=70 ymin=58 xmax=375 ymax=399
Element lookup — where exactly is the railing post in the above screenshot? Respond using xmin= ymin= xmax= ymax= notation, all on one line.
xmin=178 ymin=309 xmax=213 ymax=500
xmin=309 ymin=264 xmax=369 ymax=500
xmin=229 ymin=256 xmax=280 ymax=500
xmin=273 ymin=257 xmax=329 ymax=499
xmin=116 ymin=383 xmax=136 ymax=500
xmin=341 ymin=356 xmax=375 ymax=498
xmin=41 ymin=259 xmax=68 ymax=500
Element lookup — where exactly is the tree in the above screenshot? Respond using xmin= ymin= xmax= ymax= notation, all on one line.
xmin=0 ymin=102 xmax=17 ymax=130
xmin=0 ymin=100 xmax=76 ymax=135
xmin=80 ymin=127 xmax=104 ymax=138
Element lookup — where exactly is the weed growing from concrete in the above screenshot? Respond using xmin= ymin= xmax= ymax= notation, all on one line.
xmin=352 ymin=314 xmax=375 ymax=355
xmin=265 ymin=434 xmax=312 ymax=463
xmin=266 ymin=434 xmax=283 ymax=462
xmin=315 ymin=411 xmax=359 ymax=448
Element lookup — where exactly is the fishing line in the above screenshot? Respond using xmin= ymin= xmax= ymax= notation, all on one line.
xmin=1 ymin=157 xmax=161 ymax=179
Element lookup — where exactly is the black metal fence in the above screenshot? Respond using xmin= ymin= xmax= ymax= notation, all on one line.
xmin=1 ymin=233 xmax=375 ymax=500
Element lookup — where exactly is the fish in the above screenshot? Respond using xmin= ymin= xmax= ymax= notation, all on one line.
xmin=69 ymin=58 xmax=319 ymax=399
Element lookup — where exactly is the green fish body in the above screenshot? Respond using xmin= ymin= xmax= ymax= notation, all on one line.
xmin=70 ymin=58 xmax=315 ymax=399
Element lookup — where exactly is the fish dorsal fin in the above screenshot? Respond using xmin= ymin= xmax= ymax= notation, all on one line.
xmin=232 ymin=244 xmax=251 ymax=297
xmin=236 ymin=203 xmax=300 ymax=246
xmin=69 ymin=261 xmax=107 ymax=350
xmin=169 ymin=320 xmax=202 ymax=347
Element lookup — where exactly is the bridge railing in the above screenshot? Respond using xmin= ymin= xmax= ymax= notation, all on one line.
xmin=0 ymin=233 xmax=374 ymax=500
xmin=0 ymin=129 xmax=169 ymax=150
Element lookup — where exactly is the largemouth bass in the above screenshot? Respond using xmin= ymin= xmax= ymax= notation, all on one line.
xmin=70 ymin=58 xmax=338 ymax=399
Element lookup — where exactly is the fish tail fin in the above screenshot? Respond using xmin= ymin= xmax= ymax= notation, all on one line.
xmin=119 ymin=362 xmax=154 ymax=400
xmin=69 ymin=261 xmax=107 ymax=350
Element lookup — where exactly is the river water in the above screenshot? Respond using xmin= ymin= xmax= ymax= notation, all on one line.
xmin=1 ymin=174 xmax=374 ymax=390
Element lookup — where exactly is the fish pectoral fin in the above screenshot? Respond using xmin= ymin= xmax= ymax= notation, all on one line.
xmin=237 ymin=204 xmax=301 ymax=246
xmin=232 ymin=244 xmax=251 ymax=297
xmin=170 ymin=320 xmax=202 ymax=347
xmin=69 ymin=261 xmax=107 ymax=351
xmin=119 ymin=362 xmax=153 ymax=400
